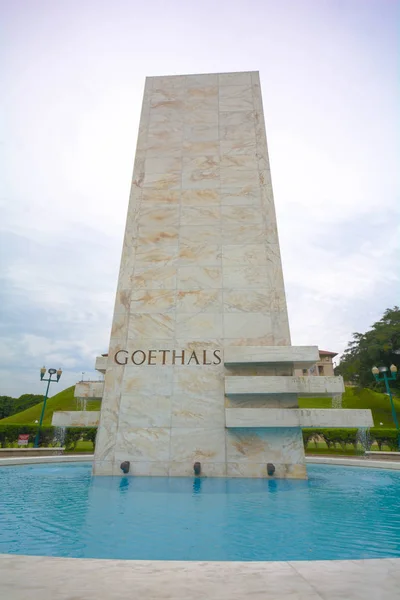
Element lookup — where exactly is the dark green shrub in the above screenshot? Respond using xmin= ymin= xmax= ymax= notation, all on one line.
xmin=82 ymin=427 xmax=97 ymax=450
xmin=64 ymin=427 xmax=83 ymax=451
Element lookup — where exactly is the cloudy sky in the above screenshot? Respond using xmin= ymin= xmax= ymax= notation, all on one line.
xmin=1 ymin=0 xmax=399 ymax=397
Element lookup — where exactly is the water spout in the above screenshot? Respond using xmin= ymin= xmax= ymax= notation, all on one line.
xmin=332 ymin=394 xmax=342 ymax=409
xmin=356 ymin=427 xmax=371 ymax=455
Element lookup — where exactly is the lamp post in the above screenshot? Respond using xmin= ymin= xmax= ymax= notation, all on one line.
xmin=34 ymin=367 xmax=62 ymax=448
xmin=372 ymin=364 xmax=399 ymax=449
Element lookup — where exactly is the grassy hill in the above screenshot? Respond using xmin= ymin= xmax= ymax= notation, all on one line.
xmin=0 ymin=386 xmax=101 ymax=425
xmin=299 ymin=386 xmax=400 ymax=428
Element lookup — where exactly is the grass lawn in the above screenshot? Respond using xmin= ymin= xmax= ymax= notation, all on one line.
xmin=0 ymin=386 xmax=101 ymax=425
xmin=298 ymin=386 xmax=400 ymax=428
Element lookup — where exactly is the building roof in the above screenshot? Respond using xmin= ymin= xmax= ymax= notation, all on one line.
xmin=319 ymin=350 xmax=338 ymax=357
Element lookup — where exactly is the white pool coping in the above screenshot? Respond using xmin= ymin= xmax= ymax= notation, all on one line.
xmin=0 ymin=554 xmax=398 ymax=599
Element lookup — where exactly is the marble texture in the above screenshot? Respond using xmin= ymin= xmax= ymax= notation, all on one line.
xmin=2 ymin=554 xmax=399 ymax=600
xmin=225 ymin=408 xmax=374 ymax=428
xmin=92 ymin=72 xmax=371 ymax=479
xmin=223 ymin=345 xmax=320 ymax=366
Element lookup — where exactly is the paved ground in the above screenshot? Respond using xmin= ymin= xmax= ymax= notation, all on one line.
xmin=0 ymin=554 xmax=399 ymax=599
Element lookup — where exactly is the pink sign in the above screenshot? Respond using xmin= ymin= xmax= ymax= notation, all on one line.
xmin=18 ymin=434 xmax=29 ymax=446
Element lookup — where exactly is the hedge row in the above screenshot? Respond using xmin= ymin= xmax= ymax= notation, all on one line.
xmin=0 ymin=425 xmax=97 ymax=451
xmin=302 ymin=428 xmax=400 ymax=451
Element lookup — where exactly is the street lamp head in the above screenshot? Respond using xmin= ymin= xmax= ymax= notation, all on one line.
xmin=40 ymin=366 xmax=46 ymax=380
xmin=48 ymin=368 xmax=57 ymax=375
xmin=56 ymin=368 xmax=62 ymax=381
xmin=390 ymin=364 xmax=398 ymax=375
xmin=371 ymin=366 xmax=379 ymax=376
xmin=378 ymin=366 xmax=388 ymax=373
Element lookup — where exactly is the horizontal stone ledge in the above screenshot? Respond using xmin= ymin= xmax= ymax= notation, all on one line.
xmin=225 ymin=375 xmax=344 ymax=396
xmin=74 ymin=381 xmax=104 ymax=400
xmin=224 ymin=345 xmax=320 ymax=367
xmin=52 ymin=411 xmax=101 ymax=427
xmin=95 ymin=356 xmax=107 ymax=372
xmin=225 ymin=408 xmax=373 ymax=428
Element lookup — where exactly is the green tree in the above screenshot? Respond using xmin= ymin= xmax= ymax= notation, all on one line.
xmin=0 ymin=393 xmax=43 ymax=419
xmin=335 ymin=306 xmax=400 ymax=391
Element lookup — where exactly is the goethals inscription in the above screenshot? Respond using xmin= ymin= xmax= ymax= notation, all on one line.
xmin=114 ymin=349 xmax=222 ymax=366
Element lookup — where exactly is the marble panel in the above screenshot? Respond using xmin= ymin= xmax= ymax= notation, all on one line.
xmin=174 ymin=367 xmax=224 ymax=394
xmin=222 ymin=244 xmax=268 ymax=266
xmin=221 ymin=205 xmax=263 ymax=226
xmin=176 ymin=338 xmax=222 ymax=353
xmin=223 ymin=289 xmax=270 ymax=312
xmin=226 ymin=428 xmax=305 ymax=464
xmin=219 ymin=111 xmax=256 ymax=140
xmin=222 ymin=266 xmax=269 ymax=288
xmin=220 ymin=138 xmax=257 ymax=156
xmin=178 ymin=244 xmax=221 ymax=265
xmin=110 ymin=312 xmax=129 ymax=338
xmin=102 ymin=365 xmax=125 ymax=408
xmin=184 ymin=123 xmax=219 ymax=143
xmin=169 ymin=461 xmax=227 ymax=476
xmin=220 ymin=186 xmax=261 ymax=205
xmin=219 ymin=72 xmax=252 ymax=86
xmin=271 ymin=310 xmax=291 ymax=346
xmin=132 ymin=265 xmax=176 ymax=289
xmin=176 ymin=290 xmax=221 ymax=313
xmin=145 ymin=136 xmax=182 ymax=158
xmin=141 ymin=189 xmax=181 ymax=205
xmin=144 ymin=156 xmax=182 ymax=175
xmin=225 ymin=375 xmax=345 ymax=397
xmin=183 ymin=139 xmax=219 ymax=156
xmin=180 ymin=205 xmax=220 ymax=226
xmin=94 ymin=414 xmax=118 ymax=462
xmin=135 ymin=246 xmax=178 ymax=267
xmin=52 ymin=410 xmax=100 ymax=427
xmin=137 ymin=205 xmax=180 ymax=229
xmin=170 ymin=428 xmax=226 ymax=462
xmin=184 ymin=109 xmax=218 ymax=126
xmin=225 ymin=394 xmax=299 ymax=409
xmin=130 ymin=290 xmax=175 ymax=313
xmin=151 ymin=75 xmax=186 ymax=92
xmin=222 ymin=222 xmax=265 ymax=244
xmin=226 ymin=462 xmax=307 ymax=479
xmin=142 ymin=171 xmax=181 ymax=190
xmin=118 ymin=394 xmax=172 ymax=428
xmin=219 ymin=85 xmax=254 ymax=111
xmin=122 ymin=366 xmax=174 ymax=395
xmin=117 ymin=461 xmax=170 ymax=476
xmin=182 ymin=155 xmax=219 ymax=189
xmin=226 ymin=408 xmax=373 ymax=429
xmin=114 ymin=428 xmax=171 ymax=462
xmin=128 ymin=313 xmax=175 ymax=340
xmin=224 ymin=313 xmax=273 ymax=340
xmin=220 ymin=154 xmax=258 ymax=171
xmin=185 ymin=86 xmax=218 ymax=111
xmin=175 ymin=313 xmax=223 ymax=339
xmin=171 ymin=391 xmax=225 ymax=428
xmin=117 ymin=246 xmax=136 ymax=288
xmin=150 ymin=88 xmax=185 ymax=107
xmin=220 ymin=168 xmax=259 ymax=188
xmin=179 ymin=226 xmax=221 ymax=246
xmin=181 ymin=189 xmax=220 ymax=205
xmin=177 ymin=265 xmax=222 ymax=289
xmin=223 ymin=346 xmax=319 ymax=366
xmin=136 ymin=226 xmax=179 ymax=247
xmin=113 ymin=288 xmax=131 ymax=314
xmin=186 ymin=73 xmax=219 ymax=87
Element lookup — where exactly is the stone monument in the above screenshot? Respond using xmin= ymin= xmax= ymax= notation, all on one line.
xmin=53 ymin=71 xmax=373 ymax=477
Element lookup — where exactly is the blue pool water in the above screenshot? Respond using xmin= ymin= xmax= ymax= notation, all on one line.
xmin=1 ymin=463 xmax=399 ymax=561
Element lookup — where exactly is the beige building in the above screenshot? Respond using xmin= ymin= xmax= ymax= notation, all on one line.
xmin=295 ymin=350 xmax=337 ymax=378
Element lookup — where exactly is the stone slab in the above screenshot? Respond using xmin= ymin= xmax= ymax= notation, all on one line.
xmin=225 ymin=375 xmax=345 ymax=396
xmin=74 ymin=381 xmax=104 ymax=399
xmin=224 ymin=345 xmax=320 ymax=367
xmin=225 ymin=408 xmax=373 ymax=428
xmin=0 ymin=554 xmax=398 ymax=600
xmin=52 ymin=411 xmax=100 ymax=427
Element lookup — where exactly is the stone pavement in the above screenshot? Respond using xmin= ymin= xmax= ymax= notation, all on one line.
xmin=0 ymin=554 xmax=398 ymax=599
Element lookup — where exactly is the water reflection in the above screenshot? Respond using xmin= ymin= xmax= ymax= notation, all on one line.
xmin=193 ymin=477 xmax=202 ymax=494
xmin=119 ymin=477 xmax=130 ymax=492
